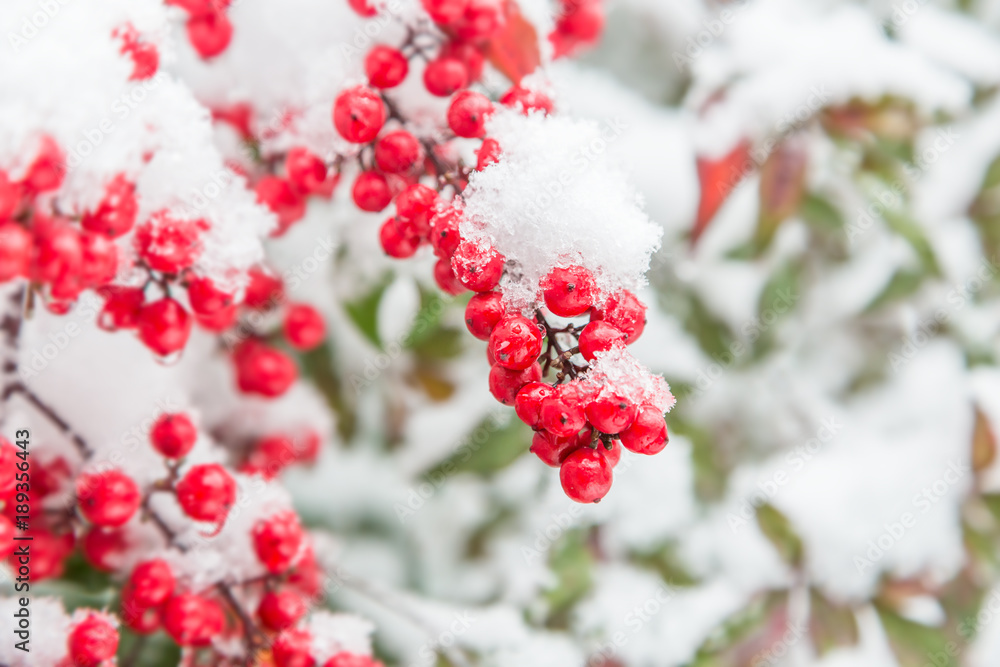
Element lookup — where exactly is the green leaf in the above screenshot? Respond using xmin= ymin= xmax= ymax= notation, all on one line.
xmin=877 ymin=603 xmax=956 ymax=666
xmin=344 ymin=272 xmax=393 ymax=348
xmin=809 ymin=588 xmax=859 ymax=656
xmin=117 ymin=630 xmax=181 ymax=667
xmin=865 ymin=269 xmax=926 ymax=312
xmin=544 ymin=529 xmax=594 ymax=629
xmin=801 ymin=193 xmax=845 ymax=231
xmin=301 ymin=343 xmax=357 ymax=441
xmin=756 ymin=504 xmax=804 ymax=568
xmin=883 ymin=211 xmax=940 ymax=275
xmin=422 ymin=415 xmax=528 ymax=479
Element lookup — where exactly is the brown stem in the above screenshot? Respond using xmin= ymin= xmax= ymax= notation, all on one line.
xmin=534 ymin=310 xmax=588 ymax=381
xmin=216 ymin=581 xmax=267 ymax=663
xmin=6 ymin=381 xmax=93 ymax=458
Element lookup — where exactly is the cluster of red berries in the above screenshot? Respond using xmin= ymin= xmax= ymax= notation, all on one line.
xmin=272 ymin=628 xmax=384 ymax=667
xmin=166 ymin=0 xmax=235 ymax=59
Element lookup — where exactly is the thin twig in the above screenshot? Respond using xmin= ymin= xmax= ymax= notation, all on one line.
xmin=6 ymin=381 xmax=94 ymax=457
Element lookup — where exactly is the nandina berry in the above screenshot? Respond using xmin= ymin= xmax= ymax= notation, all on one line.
xmin=395 ymin=184 xmax=438 ymax=237
xmin=187 ymin=276 xmax=234 ymax=315
xmin=476 ymin=138 xmax=501 ymax=170
xmin=464 ymin=291 xmax=504 ymax=340
xmin=619 ymin=404 xmax=668 ymax=455
xmin=163 ymin=594 xmax=226 ymax=646
xmin=16 ymin=529 xmax=72 ymax=580
xmin=364 ymin=45 xmax=408 ymax=88
xmin=421 ymin=0 xmax=469 ymax=25
xmin=186 ymin=9 xmax=233 ymax=59
xmin=334 ymin=86 xmax=386 ymax=143
xmin=488 ymin=362 xmax=541 ymax=405
xmin=176 ymin=463 xmax=236 ymax=523
xmin=234 ymin=342 xmax=298 ymax=397
xmin=79 ymin=231 xmax=118 ymax=287
xmin=253 ymin=510 xmax=305 ymax=573
xmin=451 ymin=240 xmax=504 ymax=292
xmin=97 ymin=286 xmax=145 ymax=330
xmin=500 ymin=86 xmax=554 ymax=115
xmin=245 ymin=266 xmax=284 ymax=309
xmin=82 ymin=174 xmax=137 ymax=238
xmin=31 ymin=221 xmax=82 ymax=288
xmin=578 ymin=321 xmax=626 ymax=361
xmin=0 ymin=170 xmax=20 ymax=221
xmin=324 ymin=653 xmax=384 ymax=667
xmin=121 ymin=587 xmax=162 ymax=634
xmin=76 ymin=469 xmax=141 ymax=527
xmin=540 ymin=389 xmax=587 ymax=437
xmin=586 ymin=392 xmax=637 ymax=434
xmin=286 ymin=147 xmax=329 ymax=194
xmin=128 ymin=559 xmax=175 ymax=607
xmin=514 ymin=381 xmax=556 ymax=429
xmin=434 ymin=257 xmax=466 ymax=295
xmin=375 ymin=131 xmax=421 ymax=173
xmin=429 ymin=206 xmax=462 ymax=258
xmin=558 ymin=0 xmax=604 ymax=42
xmin=68 ymin=614 xmax=119 ymax=667
xmin=81 ymin=528 xmax=128 ymax=571
xmin=125 ymin=40 xmax=159 ymax=80
xmin=440 ymin=39 xmax=484 ymax=80
xmin=593 ymin=290 xmax=646 ymax=341
xmin=0 ymin=223 xmax=31 ymax=281
xmin=348 ymin=0 xmax=378 ymax=17
xmin=256 ymin=176 xmax=306 ymax=236
xmin=529 ymin=430 xmax=581 ymax=467
xmin=150 ymin=412 xmax=198 ymax=458
xmin=454 ymin=0 xmax=505 ymax=41
xmin=602 ymin=437 xmax=622 ymax=467
xmin=0 ymin=515 xmax=15 ymax=559
xmin=258 ymin=589 xmax=307 ymax=631
xmin=560 ymin=447 xmax=613 ymax=503
xmin=135 ymin=211 xmax=206 ymax=274
xmin=241 ymin=433 xmax=296 ymax=478
xmin=195 ymin=303 xmax=239 ymax=332
xmin=22 ymin=135 xmax=65 ymax=193
xmin=352 ymin=171 xmax=392 ymax=212
xmin=488 ymin=315 xmax=542 ymax=370
xmin=447 ymin=90 xmax=493 ymax=138
xmin=379 ymin=217 xmax=420 ymax=258
xmin=424 ymin=57 xmax=469 ymax=96
xmin=541 ymin=265 xmax=595 ymax=317
xmin=137 ymin=298 xmax=192 ymax=356
xmin=285 ymin=303 xmax=326 ymax=350
xmin=273 ymin=628 xmax=316 ymax=667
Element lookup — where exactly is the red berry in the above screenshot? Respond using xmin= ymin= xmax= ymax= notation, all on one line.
xmin=79 ymin=231 xmax=118 ymax=287
xmin=286 ymin=147 xmax=329 ymax=195
xmin=421 ymin=0 xmax=469 ymax=25
xmin=273 ymin=628 xmax=316 ymax=667
xmin=559 ymin=1 xmax=604 ymax=42
xmin=150 ymin=412 xmax=198 ymax=458
xmin=0 ymin=515 xmax=15 ymax=559
xmin=22 ymin=135 xmax=65 ymax=193
xmin=476 ymin=138 xmax=501 ymax=170
xmin=68 ymin=614 xmax=119 ymax=667
xmin=0 ymin=170 xmax=21 ymax=221
xmin=375 ymin=130 xmax=422 ymax=173
xmin=447 ymin=90 xmax=493 ymax=138
xmin=429 ymin=206 xmax=462 ymax=259
xmin=138 ymin=297 xmax=192 ymax=356
xmin=256 ymin=176 xmax=306 ymax=236
xmin=464 ymin=291 xmax=504 ymax=340
xmin=0 ymin=438 xmax=16 ymax=500
xmin=578 ymin=321 xmax=625 ymax=361
xmin=186 ymin=9 xmax=232 ymax=59
xmin=126 ymin=41 xmax=159 ymax=80
xmin=593 ymin=290 xmax=646 ymax=341
xmin=601 ymin=437 xmax=622 ymax=467
xmin=454 ymin=0 xmax=505 ymax=41
xmin=451 ymin=240 xmax=504 ymax=292
xmin=234 ymin=342 xmax=298 ymax=397
xmin=364 ymin=46 xmax=408 ymax=88
xmin=14 ymin=529 xmax=72 ymax=580
xmin=97 ymin=286 xmax=145 ymax=331
xmin=348 ymin=0 xmax=378 ymax=17
xmin=619 ymin=404 xmax=668 ymax=455
xmin=81 ymin=174 xmax=138 ymax=238
xmin=334 ymin=86 xmax=387 ymax=143
xmin=241 ymin=434 xmax=297 ymax=479
xmin=395 ymin=184 xmax=438 ymax=237
xmin=176 ymin=463 xmax=236 ymax=523
xmin=187 ymin=276 xmax=234 ymax=315
xmin=488 ymin=315 xmax=542 ymax=370
xmin=0 ymin=223 xmax=31 ymax=282
xmin=586 ymin=392 xmax=637 ymax=434
xmin=135 ymin=211 xmax=206 ymax=274
xmin=560 ymin=447 xmax=612 ymax=503
xmin=424 ymin=57 xmax=469 ymax=97
xmin=194 ymin=303 xmax=239 ymax=332
xmin=514 ymin=381 xmax=556 ymax=428
xmin=258 ymin=590 xmax=307 ymax=631
xmin=440 ymin=40 xmax=484 ymax=81
xmin=540 ymin=389 xmax=587 ymax=437
xmin=163 ymin=594 xmax=226 ymax=646
xmin=529 ymin=430 xmax=580 ymax=467
xmin=378 ymin=217 xmax=420 ymax=258
xmin=76 ymin=469 xmax=141 ymax=527
xmin=80 ymin=528 xmax=128 ymax=571
xmin=352 ymin=171 xmax=392 ymax=212
xmin=434 ymin=257 xmax=466 ymax=295
xmin=245 ymin=266 xmax=284 ymax=309
xmin=252 ymin=510 xmax=305 ymax=573
xmin=121 ymin=588 xmax=162 ymax=634
xmin=128 ymin=559 xmax=175 ymax=607
xmin=541 ymin=265 xmax=595 ymax=317
xmin=31 ymin=221 xmax=82 ymax=291
xmin=500 ymin=85 xmax=554 ymax=115
xmin=488 ymin=362 xmax=541 ymax=405
xmin=324 ymin=653 xmax=384 ymax=667
xmin=285 ymin=303 xmax=326 ymax=350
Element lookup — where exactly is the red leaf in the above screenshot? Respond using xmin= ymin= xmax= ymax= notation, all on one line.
xmin=485 ymin=0 xmax=541 ymax=86
xmin=692 ymin=140 xmax=752 ymax=245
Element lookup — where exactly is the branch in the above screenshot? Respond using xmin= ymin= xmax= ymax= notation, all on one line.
xmin=5 ymin=381 xmax=94 ymax=458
